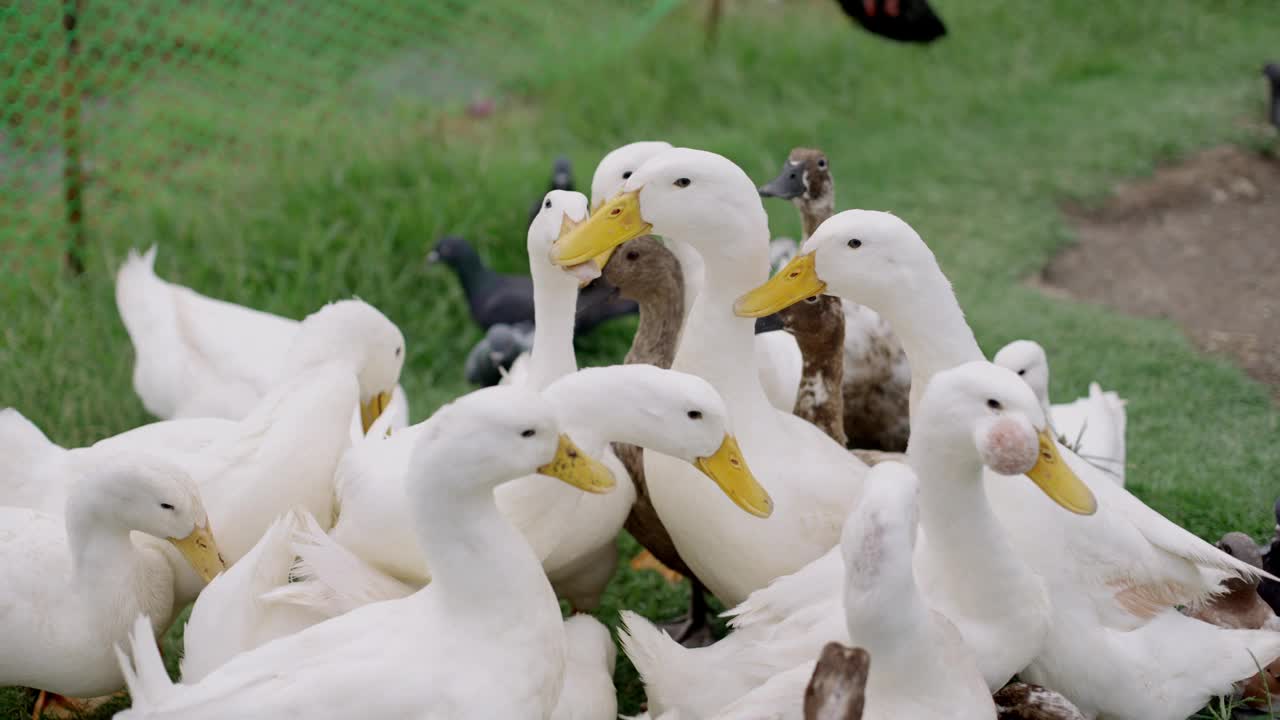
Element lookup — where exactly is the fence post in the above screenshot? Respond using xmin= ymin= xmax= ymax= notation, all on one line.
xmin=62 ymin=0 xmax=85 ymax=275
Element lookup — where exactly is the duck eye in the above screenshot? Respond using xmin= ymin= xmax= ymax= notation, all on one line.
xmin=521 ymin=429 xmax=536 ymax=438
xmin=625 ymin=250 xmax=640 ymax=261
xmin=1016 ymin=369 xmax=1026 ymax=376
xmin=395 ymin=346 xmax=402 ymax=358
xmin=160 ymin=503 xmax=175 ymax=511
xmin=687 ymin=410 xmax=703 ymax=420
xmin=986 ymin=399 xmax=1002 ymax=410
xmin=817 ymin=159 xmax=827 ymax=169
xmin=804 ymin=295 xmax=819 ymax=304
xmin=622 ymin=171 xmax=632 ymax=180
xmin=847 ymin=238 xmax=862 ymax=249
xmin=544 ymin=199 xmax=552 ymax=209
xmin=674 ymin=177 xmax=691 ymax=188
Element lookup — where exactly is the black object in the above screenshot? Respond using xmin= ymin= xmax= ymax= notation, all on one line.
xmin=754 ymin=313 xmax=786 ymax=334
xmin=427 ymin=234 xmax=637 ymax=334
xmin=1260 ymin=497 xmax=1280 ymax=614
xmin=834 ymin=0 xmax=946 ymax=44
xmin=1265 ymin=63 xmax=1280 ymax=130
xmin=464 ymin=322 xmax=534 ymax=387
xmin=529 ymin=156 xmax=575 ymax=227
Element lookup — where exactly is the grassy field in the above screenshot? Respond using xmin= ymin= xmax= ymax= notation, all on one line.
xmin=3 ymin=0 xmax=1279 ymax=717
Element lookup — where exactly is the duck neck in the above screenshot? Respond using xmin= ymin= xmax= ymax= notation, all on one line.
xmin=669 ymin=239 xmax=706 ymax=324
xmin=788 ymin=302 xmax=847 ymax=445
xmin=623 ymin=258 xmax=684 ymax=370
xmin=412 ymin=479 xmax=552 ymax=614
xmin=448 ymin=250 xmax=494 ymax=300
xmin=845 ymin=576 xmax=930 ymax=666
xmin=908 ymin=429 xmax=1030 ymax=609
xmin=65 ymin=496 xmax=149 ymax=599
xmin=795 ymin=195 xmax=833 ymax=241
xmin=528 ymin=263 xmax=580 ymax=391
xmin=873 ymin=267 xmax=982 ymax=417
xmin=673 ymin=235 xmax=775 ymax=420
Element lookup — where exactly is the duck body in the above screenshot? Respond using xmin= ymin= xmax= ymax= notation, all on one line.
xmin=117 ymin=386 xmax=609 ymax=720
xmin=116 ymin=246 xmax=296 ymax=421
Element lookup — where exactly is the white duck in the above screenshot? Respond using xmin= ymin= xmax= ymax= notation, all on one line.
xmin=994 ymin=339 xmax=1127 ymax=485
xmin=115 ymin=385 xmax=613 ymax=720
xmin=326 ymin=364 xmax=768 ymax=604
xmin=591 ymin=141 xmax=803 ymax=414
xmin=116 ymin=247 xmax=409 ymax=437
xmin=617 ymin=362 xmax=1092 ymax=716
xmin=696 ymin=461 xmax=996 ymax=720
xmin=0 ymin=449 xmax=223 ymax=711
xmin=553 ymin=148 xmax=865 ymax=607
xmin=735 ymin=209 xmax=1279 ymax=719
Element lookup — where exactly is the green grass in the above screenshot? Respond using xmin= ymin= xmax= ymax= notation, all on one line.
xmin=3 ymin=0 xmax=1280 ymax=717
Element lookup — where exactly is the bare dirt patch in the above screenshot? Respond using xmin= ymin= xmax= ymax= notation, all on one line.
xmin=1038 ymin=146 xmax=1280 ymax=399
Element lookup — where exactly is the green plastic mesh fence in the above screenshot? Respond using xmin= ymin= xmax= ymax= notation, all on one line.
xmin=0 ymin=0 xmax=681 ymax=282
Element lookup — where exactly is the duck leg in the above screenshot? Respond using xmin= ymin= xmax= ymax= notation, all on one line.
xmin=658 ymin=577 xmax=716 ymax=648
xmin=31 ymin=689 xmax=124 ymax=720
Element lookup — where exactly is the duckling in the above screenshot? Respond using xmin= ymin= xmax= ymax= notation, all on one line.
xmin=992 ymin=683 xmax=1086 ymax=720
xmin=1190 ymin=532 xmax=1280 ymax=631
xmin=759 ymin=148 xmax=910 ymax=452
xmin=426 ymin=234 xmax=636 ymax=333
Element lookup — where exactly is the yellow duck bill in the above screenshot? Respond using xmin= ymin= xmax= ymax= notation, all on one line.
xmin=551 ymin=190 xmax=652 ymax=267
xmin=1026 ymin=429 xmax=1097 ymax=515
xmin=694 ymin=434 xmax=774 ymax=518
xmin=169 ymin=524 xmax=227 ymax=583
xmin=360 ymin=391 xmax=393 ymax=435
xmin=733 ymin=252 xmax=827 ymax=317
xmin=538 ymin=434 xmax=617 ymax=494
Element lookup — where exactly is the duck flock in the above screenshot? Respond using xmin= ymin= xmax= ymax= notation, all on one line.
xmin=2 ymin=141 xmax=1279 ymax=720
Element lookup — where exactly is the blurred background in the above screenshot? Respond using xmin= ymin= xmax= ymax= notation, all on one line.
xmin=1 ymin=1 xmax=1278 ymax=715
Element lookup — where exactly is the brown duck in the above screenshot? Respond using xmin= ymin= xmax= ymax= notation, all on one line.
xmin=604 ymin=235 xmax=717 ymax=646
xmin=760 ymin=147 xmax=911 ymax=452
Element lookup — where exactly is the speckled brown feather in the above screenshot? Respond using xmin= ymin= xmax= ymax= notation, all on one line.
xmin=993 ymin=682 xmax=1087 ymax=720
xmin=780 ymin=296 xmax=848 ymax=446
xmin=602 ymin=236 xmax=694 ymax=578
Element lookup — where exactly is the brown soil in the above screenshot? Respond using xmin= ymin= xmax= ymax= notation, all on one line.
xmin=1038 ymin=146 xmax=1280 ymax=399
